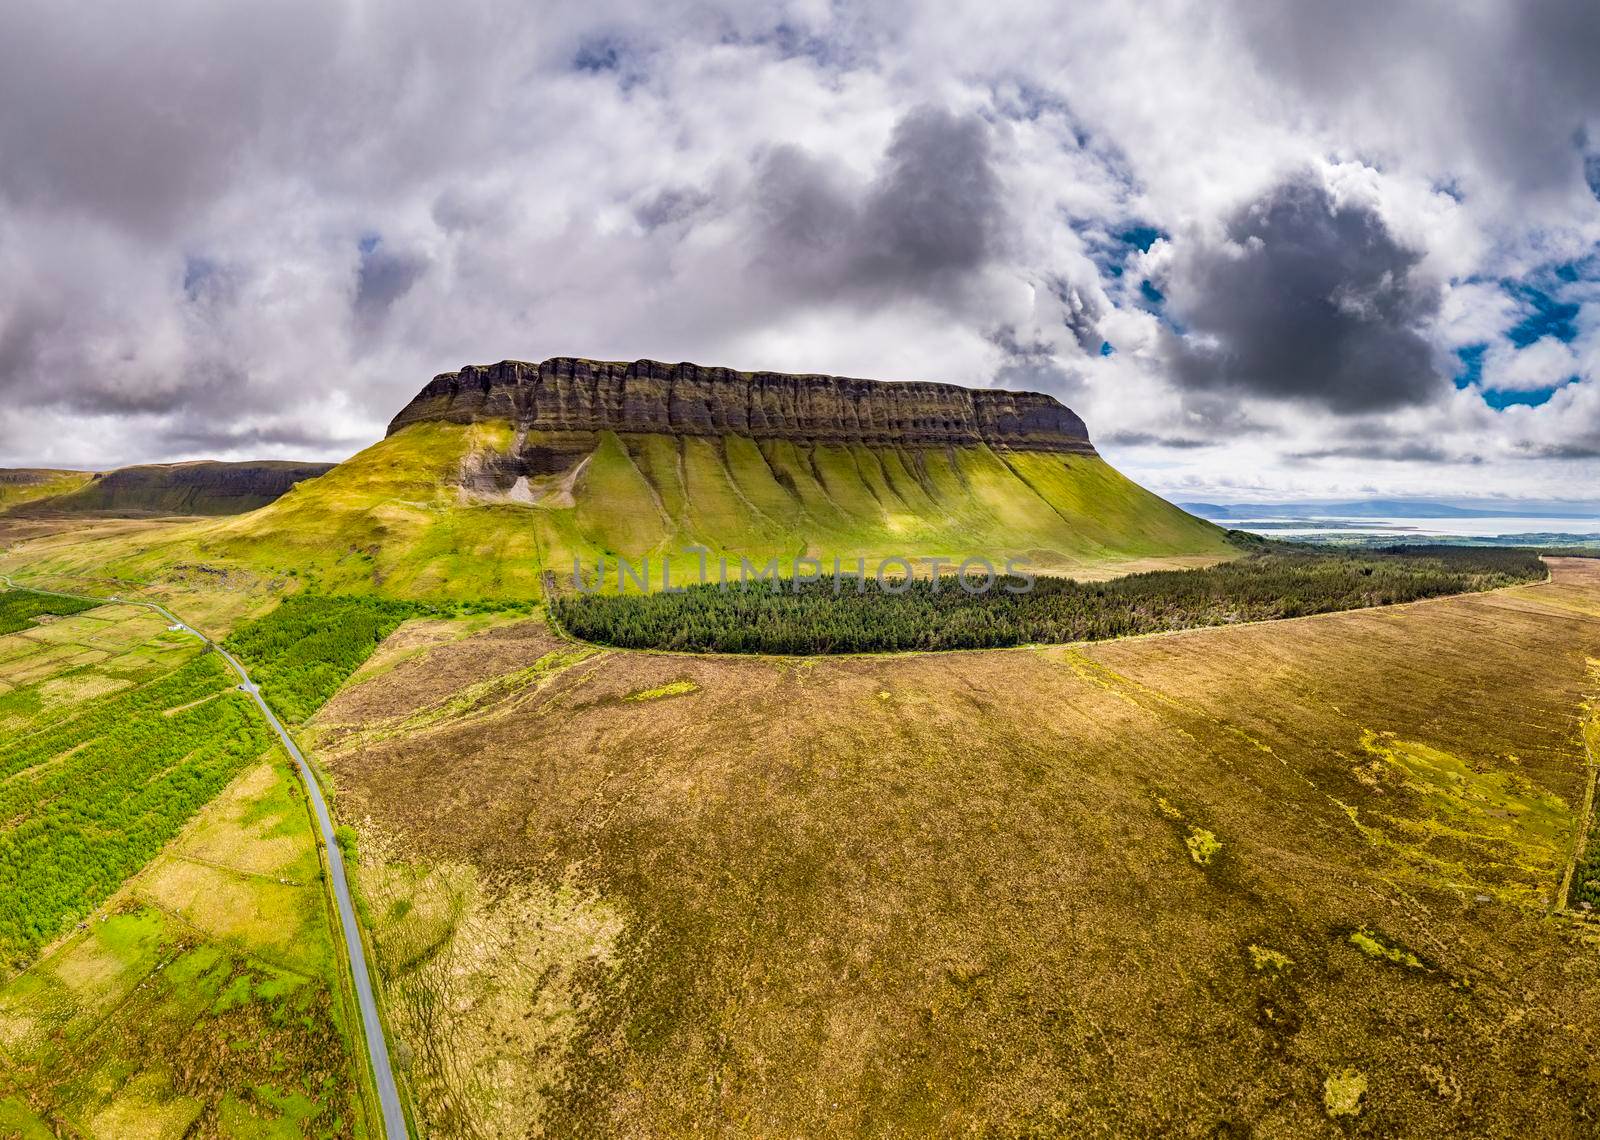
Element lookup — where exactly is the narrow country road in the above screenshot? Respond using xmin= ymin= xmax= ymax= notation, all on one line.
xmin=1 ymin=576 xmax=409 ymax=1139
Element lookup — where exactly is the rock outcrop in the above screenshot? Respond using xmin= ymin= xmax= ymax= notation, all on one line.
xmin=0 ymin=469 xmax=73 ymax=487
xmin=387 ymin=357 xmax=1096 ymax=454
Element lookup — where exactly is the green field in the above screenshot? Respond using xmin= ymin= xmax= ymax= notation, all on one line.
xmin=223 ymin=595 xmax=426 ymax=723
xmin=0 ymin=589 xmax=101 ymax=635
xmin=0 ymin=756 xmax=370 ymax=1137
xmin=0 ymin=601 xmax=372 ymax=1135
xmin=0 ymin=650 xmax=272 ymax=966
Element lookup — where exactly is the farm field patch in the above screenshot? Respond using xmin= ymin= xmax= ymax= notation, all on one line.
xmin=0 ymin=598 xmax=371 ymax=1135
xmin=0 ymin=756 xmax=367 ymax=1136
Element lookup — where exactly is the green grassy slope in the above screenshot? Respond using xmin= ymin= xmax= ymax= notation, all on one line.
xmin=231 ymin=422 xmax=1229 ymax=595
xmin=0 ymin=421 xmax=1233 ymax=603
xmin=0 ymin=469 xmax=95 ymax=511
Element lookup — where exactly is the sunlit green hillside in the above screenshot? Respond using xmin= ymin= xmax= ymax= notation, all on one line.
xmin=0 ymin=469 xmax=95 ymax=511
xmin=1 ymin=421 xmax=1233 ymax=603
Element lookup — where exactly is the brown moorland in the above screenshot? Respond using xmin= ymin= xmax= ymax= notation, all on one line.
xmin=309 ymin=559 xmax=1600 ymax=1138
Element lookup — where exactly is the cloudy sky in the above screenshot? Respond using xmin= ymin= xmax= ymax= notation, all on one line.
xmin=2 ymin=0 xmax=1598 ymax=505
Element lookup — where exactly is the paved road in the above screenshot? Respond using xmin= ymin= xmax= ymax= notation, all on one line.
xmin=1 ymin=578 xmax=409 ymax=1139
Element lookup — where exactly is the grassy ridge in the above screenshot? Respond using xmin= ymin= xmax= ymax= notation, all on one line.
xmin=556 ymin=429 xmax=1230 ymax=568
xmin=0 ymin=469 xmax=95 ymax=512
xmin=553 ymin=546 xmax=1548 ymax=654
xmin=0 ymin=588 xmax=101 ymax=634
xmin=0 ymin=653 xmax=270 ymax=965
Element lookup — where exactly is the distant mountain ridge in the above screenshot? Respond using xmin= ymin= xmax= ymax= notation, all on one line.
xmin=1182 ymin=499 xmax=1600 ymax=521
xmin=0 ymin=469 xmax=95 ymax=511
xmin=1 ymin=460 xmax=335 ymax=517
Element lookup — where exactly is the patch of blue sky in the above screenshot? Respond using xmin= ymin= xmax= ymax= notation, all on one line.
xmin=1482 ymin=384 xmax=1572 ymax=410
xmin=1076 ymin=218 xmax=1166 ymax=281
xmin=572 ymin=36 xmax=623 ymax=72
xmin=181 ymin=255 xmax=217 ymax=300
xmin=1117 ymin=225 xmax=1164 ymax=252
xmin=1503 ymin=281 xmax=1580 ymax=346
xmin=1453 ymin=343 xmax=1486 ymax=389
xmin=1455 ymin=340 xmax=1579 ymax=410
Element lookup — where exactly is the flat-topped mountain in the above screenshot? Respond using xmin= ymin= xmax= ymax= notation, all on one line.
xmin=195 ymin=354 xmax=1231 ymax=598
xmin=2 ymin=460 xmax=334 ymax=517
xmin=387 ymin=357 xmax=1096 ymax=454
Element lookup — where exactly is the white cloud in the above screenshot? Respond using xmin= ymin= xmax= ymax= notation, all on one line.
xmin=0 ymin=0 xmax=1596 ymax=504
xmin=1482 ymin=338 xmax=1581 ymax=392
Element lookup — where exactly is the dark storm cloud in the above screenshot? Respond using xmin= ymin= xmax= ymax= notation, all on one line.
xmin=353 ymin=242 xmax=429 ymax=333
xmin=1289 ymin=441 xmax=1462 ymax=464
xmin=0 ymin=0 xmax=342 ymax=236
xmin=1102 ymin=431 xmax=1211 ymax=450
xmin=859 ymin=107 xmax=1004 ymax=280
xmin=1047 ymin=277 xmax=1105 ymax=353
xmin=1516 ymin=438 xmax=1600 ymax=461
xmin=1231 ymin=0 xmax=1600 ymax=197
xmin=751 ymin=105 xmax=1006 ymax=300
xmin=1167 ymin=172 xmax=1445 ymax=414
xmin=0 ymin=303 xmax=58 ymax=390
xmin=0 ymin=0 xmax=1594 ymax=489
xmin=164 ymin=420 xmax=372 ymax=454
xmin=54 ymin=360 xmax=278 ymax=420
xmin=988 ymin=326 xmax=1086 ymax=401
xmin=634 ymin=186 xmax=714 ymax=231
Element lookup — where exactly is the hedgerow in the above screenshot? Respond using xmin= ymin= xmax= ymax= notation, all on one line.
xmin=1570 ymin=712 xmax=1600 ymax=912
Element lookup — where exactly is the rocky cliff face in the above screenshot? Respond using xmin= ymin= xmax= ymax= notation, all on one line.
xmin=0 ymin=469 xmax=71 ymax=487
xmin=387 ymin=357 xmax=1095 ymax=454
